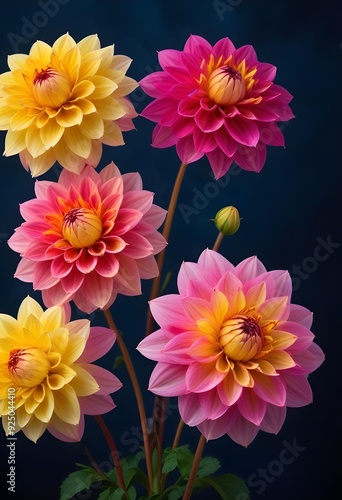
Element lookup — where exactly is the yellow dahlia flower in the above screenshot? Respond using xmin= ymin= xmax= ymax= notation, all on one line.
xmin=0 ymin=33 xmax=138 ymax=176
xmin=0 ymin=296 xmax=121 ymax=443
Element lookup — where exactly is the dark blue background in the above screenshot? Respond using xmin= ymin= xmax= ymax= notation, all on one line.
xmin=0 ymin=0 xmax=341 ymax=499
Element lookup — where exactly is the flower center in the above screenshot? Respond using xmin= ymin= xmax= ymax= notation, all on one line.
xmin=8 ymin=348 xmax=51 ymax=387
xmin=32 ymin=67 xmax=71 ymax=108
xmin=61 ymin=207 xmax=102 ymax=248
xmin=219 ymin=315 xmax=263 ymax=361
xmin=207 ymin=65 xmax=246 ymax=105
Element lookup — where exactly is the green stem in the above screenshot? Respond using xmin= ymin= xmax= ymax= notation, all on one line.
xmin=182 ymin=434 xmax=206 ymax=500
xmin=94 ymin=415 xmax=126 ymax=492
xmin=103 ymin=309 xmax=153 ymax=494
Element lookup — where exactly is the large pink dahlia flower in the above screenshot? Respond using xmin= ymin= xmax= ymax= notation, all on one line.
xmin=137 ymin=249 xmax=324 ymax=447
xmin=140 ymin=35 xmax=294 ymax=179
xmin=0 ymin=296 xmax=121 ymax=443
xmin=8 ymin=163 xmax=167 ymax=314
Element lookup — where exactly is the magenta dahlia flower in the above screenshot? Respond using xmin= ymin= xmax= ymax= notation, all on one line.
xmin=137 ymin=249 xmax=324 ymax=447
xmin=8 ymin=163 xmax=167 ymax=314
xmin=140 ymin=35 xmax=294 ymax=178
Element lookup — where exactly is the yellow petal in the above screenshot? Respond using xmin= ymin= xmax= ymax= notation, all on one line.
xmin=24 ymin=148 xmax=57 ymax=177
xmin=0 ymin=314 xmax=23 ymax=338
xmin=36 ymin=112 xmax=50 ymax=129
xmin=22 ymin=414 xmax=47 ymax=442
xmin=112 ymin=76 xmax=139 ymax=97
xmin=94 ymin=96 xmax=125 ymax=121
xmin=70 ymin=364 xmax=99 ymax=396
xmin=39 ymin=119 xmax=64 ymax=149
xmin=53 ymin=141 xmax=86 ymax=173
xmin=63 ymin=127 xmax=91 ymax=158
xmin=80 ymin=113 xmax=104 ymax=139
xmin=48 ymin=327 xmax=69 ymax=355
xmin=4 ymin=129 xmax=26 ymax=156
xmin=24 ymin=395 xmax=40 ymax=414
xmin=17 ymin=296 xmax=44 ymax=324
xmin=28 ymin=40 xmax=52 ymax=66
xmin=53 ymin=385 xmax=80 ymax=425
xmin=7 ymin=54 xmax=27 ymax=71
xmin=256 ymin=359 xmax=278 ymax=375
xmin=40 ymin=306 xmax=62 ymax=333
xmin=50 ymin=363 xmax=76 ymax=385
xmin=10 ymin=108 xmax=35 ymax=131
xmin=25 ymin=126 xmax=48 ymax=158
xmin=245 ymin=282 xmax=267 ymax=309
xmin=15 ymin=405 xmax=32 ymax=428
xmin=265 ymin=351 xmax=296 ymax=370
xmin=87 ymin=75 xmax=118 ymax=100
xmin=101 ymin=120 xmax=123 ymax=146
xmin=34 ymin=385 xmax=54 ymax=422
xmin=211 ymin=289 xmax=229 ymax=325
xmin=52 ymin=33 xmax=76 ymax=59
xmin=228 ymin=289 xmax=246 ymax=317
xmin=0 ymin=104 xmax=15 ymax=129
xmin=232 ymin=361 xmax=254 ymax=387
xmin=60 ymin=45 xmax=81 ymax=84
xmin=78 ymin=56 xmax=101 ymax=81
xmin=112 ymin=54 xmax=133 ymax=73
xmin=75 ymin=99 xmax=96 ymax=115
xmin=77 ymin=34 xmax=101 ymax=54
xmin=55 ymin=105 xmax=83 ymax=128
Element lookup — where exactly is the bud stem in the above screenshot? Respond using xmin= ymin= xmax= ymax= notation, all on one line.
xmin=212 ymin=231 xmax=225 ymax=252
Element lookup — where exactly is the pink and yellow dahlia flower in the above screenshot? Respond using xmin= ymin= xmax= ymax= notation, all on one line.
xmin=0 ymin=33 xmax=138 ymax=176
xmin=137 ymin=249 xmax=324 ymax=447
xmin=140 ymin=35 xmax=294 ymax=179
xmin=0 ymin=296 xmax=121 ymax=443
xmin=8 ymin=163 xmax=167 ymax=313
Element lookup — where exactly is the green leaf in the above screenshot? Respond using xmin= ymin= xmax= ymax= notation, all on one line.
xmin=114 ymin=355 xmax=125 ymax=369
xmin=99 ymin=487 xmax=125 ymax=500
xmin=105 ymin=451 xmax=147 ymax=490
xmin=197 ymin=456 xmax=221 ymax=478
xmin=160 ymin=484 xmax=186 ymax=499
xmin=162 ymin=445 xmax=194 ymax=476
xmin=60 ymin=464 xmax=103 ymax=500
xmin=196 ymin=473 xmax=250 ymax=500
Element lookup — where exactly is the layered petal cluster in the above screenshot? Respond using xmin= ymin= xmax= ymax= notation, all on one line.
xmin=0 ymin=296 xmax=121 ymax=442
xmin=8 ymin=163 xmax=167 ymax=313
xmin=140 ymin=35 xmax=294 ymax=179
xmin=0 ymin=33 xmax=138 ymax=176
xmin=138 ymin=250 xmax=324 ymax=447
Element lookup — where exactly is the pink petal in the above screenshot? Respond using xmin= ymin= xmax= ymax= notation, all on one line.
xmin=198 ymin=249 xmax=235 ymax=280
xmin=51 ymin=255 xmax=73 ymax=278
xmin=42 ymin=282 xmax=74 ymax=307
xmin=114 ymin=255 xmax=141 ymax=295
xmin=217 ymin=372 xmax=243 ymax=406
xmin=283 ymin=374 xmax=313 ymax=407
xmin=288 ymin=343 xmax=325 ymax=375
xmin=214 ymin=125 xmax=238 ymax=157
xmin=14 ymin=258 xmax=35 ymax=282
xmin=193 ymin=129 xmax=217 ymax=153
xmin=227 ymin=412 xmax=259 ymax=447
xmin=260 ymin=404 xmax=286 ymax=434
xmin=84 ymin=364 xmax=123 ymax=395
xmin=186 ymin=361 xmax=226 ymax=392
xmin=33 ymin=261 xmax=60 ymax=289
xmin=259 ymin=122 xmax=285 ymax=146
xmin=61 ymin=266 xmax=85 ymax=294
xmin=178 ymin=393 xmax=206 ymax=426
xmin=287 ymin=304 xmax=313 ymax=328
xmin=235 ymin=256 xmax=266 ymax=282
xmin=152 ymin=124 xmax=178 ymax=148
xmin=177 ymin=260 xmax=218 ymax=296
xmin=149 ymin=294 xmax=189 ymax=328
xmin=216 ymin=271 xmax=243 ymax=303
xmin=75 ymin=251 xmax=98 ymax=274
xmin=122 ymin=232 xmax=154 ymax=259
xmin=206 ymin=148 xmax=234 ymax=179
xmin=162 ymin=331 xmax=201 ymax=364
xmin=194 ymin=108 xmax=225 ymax=133
xmin=95 ymin=253 xmax=119 ymax=278
xmin=184 ymin=35 xmax=213 ymax=59
xmin=187 ymin=279 xmax=213 ymax=301
xmin=280 ymin=322 xmax=315 ymax=354
xmin=76 ymin=273 xmax=113 ymax=310
xmin=48 ymin=414 xmax=84 ymax=443
xmin=158 ymin=49 xmax=183 ymax=71
xmin=178 ymin=98 xmax=201 ymax=117
xmin=199 ymin=389 xmax=228 ymax=419
xmin=233 ymin=45 xmax=258 ymax=64
xmin=213 ymin=37 xmax=236 ymax=59
xmin=237 ymin=389 xmax=266 ymax=425
xmin=79 ymin=394 xmax=115 ymax=415
xmin=137 ymin=329 xmax=171 ymax=362
xmin=136 ymin=255 xmax=159 ymax=279
xmin=181 ymin=296 xmax=214 ymax=323
xmin=78 ymin=326 xmax=116 ymax=363
xmin=121 ymin=190 xmax=153 ymax=214
xmin=143 ymin=204 xmax=167 ymax=229
xmin=198 ymin=409 xmax=236 ymax=440
xmin=225 ymin=116 xmax=260 ymax=147
xmin=176 ymin=135 xmax=204 ymax=164
xmin=112 ymin=208 xmax=143 ymax=235
xmin=19 ymin=199 xmax=50 ymax=220
xmin=149 ymin=362 xmax=188 ymax=396
xmin=140 ymin=72 xmax=177 ymax=98
xmin=233 ymin=143 xmax=267 ymax=173
xmin=252 ymin=371 xmax=286 ymax=406
xmin=24 ymin=241 xmax=49 ymax=260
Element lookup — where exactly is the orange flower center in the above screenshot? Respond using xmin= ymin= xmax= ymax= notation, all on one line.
xmin=61 ymin=207 xmax=102 ymax=248
xmin=32 ymin=66 xmax=71 ymax=108
xmin=207 ymin=65 xmax=246 ymax=105
xmin=219 ymin=315 xmax=263 ymax=361
xmin=8 ymin=348 xmax=51 ymax=387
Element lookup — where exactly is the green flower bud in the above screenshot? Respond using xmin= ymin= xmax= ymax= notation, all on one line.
xmin=213 ymin=206 xmax=240 ymax=235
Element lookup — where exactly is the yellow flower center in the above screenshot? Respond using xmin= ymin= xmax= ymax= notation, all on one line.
xmin=208 ymin=66 xmax=246 ymax=105
xmin=219 ymin=315 xmax=263 ymax=361
xmin=32 ymin=67 xmax=71 ymax=108
xmin=61 ymin=207 xmax=102 ymax=248
xmin=8 ymin=348 xmax=51 ymax=387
